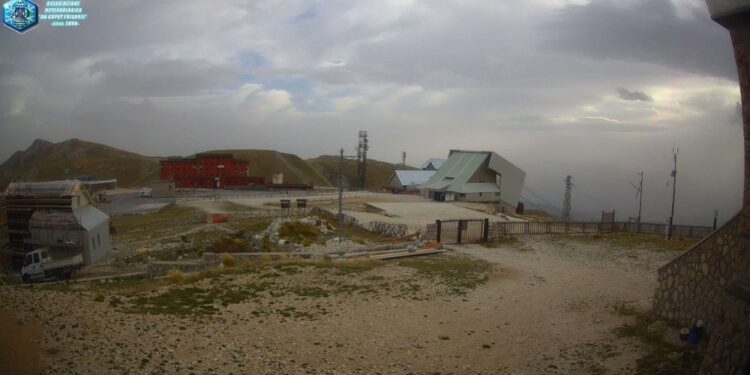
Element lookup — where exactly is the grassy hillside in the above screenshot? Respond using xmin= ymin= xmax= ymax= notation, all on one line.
xmin=307 ymin=155 xmax=415 ymax=190
xmin=0 ymin=139 xmax=160 ymax=189
xmin=0 ymin=139 xmax=406 ymax=191
xmin=201 ymin=150 xmax=331 ymax=187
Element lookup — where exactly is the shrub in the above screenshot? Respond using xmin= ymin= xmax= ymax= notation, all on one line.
xmin=278 ymin=221 xmax=322 ymax=244
xmin=167 ymin=269 xmax=185 ymax=284
xmin=220 ymin=253 xmax=236 ymax=267
xmin=208 ymin=237 xmax=247 ymax=253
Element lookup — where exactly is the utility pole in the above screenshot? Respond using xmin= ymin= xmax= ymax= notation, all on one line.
xmin=630 ymin=171 xmax=644 ymax=233
xmin=338 ymin=148 xmax=344 ymax=243
xmin=562 ymin=175 xmax=573 ymax=222
xmin=667 ymin=148 xmax=679 ymax=240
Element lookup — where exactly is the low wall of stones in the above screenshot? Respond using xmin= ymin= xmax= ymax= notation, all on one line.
xmin=653 ymin=212 xmax=750 ymax=374
xmin=365 ymin=221 xmax=408 ymax=238
xmin=310 ymin=207 xmax=408 ymax=237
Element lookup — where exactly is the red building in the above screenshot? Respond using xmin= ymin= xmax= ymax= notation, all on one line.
xmin=160 ymin=153 xmax=259 ymax=188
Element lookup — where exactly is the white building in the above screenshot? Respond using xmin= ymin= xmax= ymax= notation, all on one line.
xmin=419 ymin=150 xmax=525 ymax=209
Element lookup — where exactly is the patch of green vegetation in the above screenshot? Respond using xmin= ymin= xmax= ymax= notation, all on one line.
xmin=613 ymin=308 xmax=702 ymax=375
xmin=482 ymin=236 xmax=521 ymax=248
xmin=398 ymin=254 xmax=492 ymax=295
xmin=125 ymin=282 xmax=274 ymax=317
xmin=207 ymin=236 xmax=248 ymax=253
xmin=278 ymin=222 xmax=324 ymax=245
xmin=112 ymin=204 xmax=204 ymax=241
xmin=316 ymin=210 xmax=383 ymax=243
xmin=229 ymin=218 xmax=272 ymax=234
xmin=301 ymin=259 xmax=384 ymax=275
xmin=577 ymin=233 xmax=697 ymax=252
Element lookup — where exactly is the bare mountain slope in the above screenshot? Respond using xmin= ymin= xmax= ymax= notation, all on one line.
xmin=0 ymin=139 xmax=160 ymax=189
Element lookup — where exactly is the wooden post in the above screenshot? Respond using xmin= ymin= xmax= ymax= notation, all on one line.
xmin=436 ymin=220 xmax=441 ymax=243
xmin=483 ymin=218 xmax=490 ymax=242
xmin=457 ymin=220 xmax=463 ymax=244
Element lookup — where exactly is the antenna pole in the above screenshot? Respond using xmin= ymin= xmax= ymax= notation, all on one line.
xmin=668 ymin=148 xmax=678 ymax=240
xmin=338 ymin=148 xmax=344 ymax=243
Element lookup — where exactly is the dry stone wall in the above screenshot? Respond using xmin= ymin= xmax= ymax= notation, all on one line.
xmin=653 ymin=212 xmax=750 ymax=374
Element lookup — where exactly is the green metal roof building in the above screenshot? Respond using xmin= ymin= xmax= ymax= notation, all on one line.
xmin=419 ymin=150 xmax=525 ymax=209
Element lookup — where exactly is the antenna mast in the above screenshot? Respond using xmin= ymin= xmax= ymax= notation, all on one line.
xmin=356 ymin=131 xmax=368 ymax=189
xmin=667 ymin=148 xmax=678 ymax=240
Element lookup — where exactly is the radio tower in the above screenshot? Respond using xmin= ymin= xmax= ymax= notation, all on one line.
xmin=401 ymin=151 xmax=406 ymax=167
xmin=562 ymin=175 xmax=573 ymax=221
xmin=355 ymin=131 xmax=368 ymax=189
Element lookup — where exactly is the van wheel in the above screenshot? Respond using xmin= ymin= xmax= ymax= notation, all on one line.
xmin=22 ymin=274 xmax=31 ymax=283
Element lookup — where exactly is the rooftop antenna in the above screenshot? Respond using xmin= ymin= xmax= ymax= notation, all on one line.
xmin=562 ymin=175 xmax=574 ymax=221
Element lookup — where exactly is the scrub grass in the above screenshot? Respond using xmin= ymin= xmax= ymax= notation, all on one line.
xmin=554 ymin=233 xmax=698 ymax=252
xmin=398 ymin=253 xmax=492 ymax=295
xmin=612 ymin=306 xmax=702 ymax=374
xmin=278 ymin=222 xmax=324 ymax=245
xmin=105 ymin=253 xmax=492 ymax=319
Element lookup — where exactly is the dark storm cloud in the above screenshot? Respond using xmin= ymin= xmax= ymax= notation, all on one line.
xmin=616 ymin=87 xmax=653 ymax=102
xmin=543 ymin=0 xmax=737 ymax=80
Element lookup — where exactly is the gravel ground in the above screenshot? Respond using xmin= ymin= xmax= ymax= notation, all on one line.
xmin=0 ymin=235 xmax=687 ymax=374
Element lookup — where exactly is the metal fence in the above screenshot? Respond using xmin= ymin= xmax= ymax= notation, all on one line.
xmin=491 ymin=220 xmax=712 ymax=239
xmin=436 ymin=219 xmax=489 ymax=244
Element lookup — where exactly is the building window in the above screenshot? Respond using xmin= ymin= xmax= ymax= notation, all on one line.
xmin=97 ymin=234 xmax=101 ymax=247
xmin=91 ymin=237 xmax=96 ymax=249
xmin=459 ymin=193 xmax=466 ymax=197
xmin=479 ymin=192 xmax=483 ymax=197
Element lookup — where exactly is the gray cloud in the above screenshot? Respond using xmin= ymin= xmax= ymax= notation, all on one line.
xmin=542 ymin=0 xmax=736 ymax=80
xmin=0 ymin=0 xmax=743 ymax=225
xmin=616 ymin=87 xmax=654 ymax=102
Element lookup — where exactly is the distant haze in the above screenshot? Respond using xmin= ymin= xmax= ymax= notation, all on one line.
xmin=0 ymin=0 xmax=742 ymax=226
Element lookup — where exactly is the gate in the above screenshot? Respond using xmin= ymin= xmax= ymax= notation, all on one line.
xmin=436 ymin=219 xmax=489 ymax=244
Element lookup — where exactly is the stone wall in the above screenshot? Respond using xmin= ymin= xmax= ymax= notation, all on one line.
xmin=310 ymin=207 xmax=408 ymax=237
xmin=365 ymin=221 xmax=408 ymax=238
xmin=653 ymin=212 xmax=750 ymax=374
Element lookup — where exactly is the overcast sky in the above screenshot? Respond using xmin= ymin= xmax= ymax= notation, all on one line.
xmin=0 ymin=0 xmax=743 ymax=225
